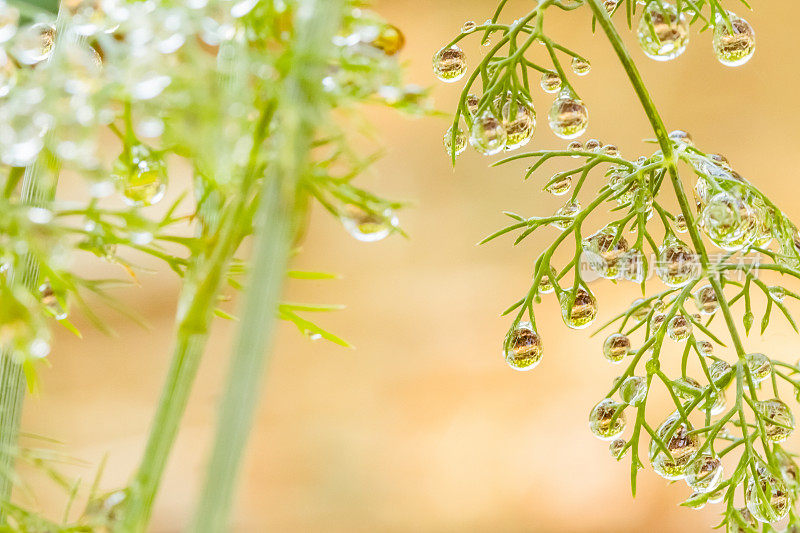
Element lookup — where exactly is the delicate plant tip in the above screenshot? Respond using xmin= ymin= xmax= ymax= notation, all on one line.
xmin=551 ymin=200 xmax=581 ymax=230
xmin=589 ymin=398 xmax=626 ymax=440
xmin=713 ymin=12 xmax=756 ymax=67
xmin=340 ymin=205 xmax=398 ymax=243
xmin=540 ymin=71 xmax=562 ymax=94
xmin=637 ymin=1 xmax=689 ymax=62
xmin=504 ymin=321 xmax=543 ymax=371
xmin=757 ymin=399 xmax=795 ymax=443
xmin=40 ymin=282 xmax=67 ymax=321
xmin=685 ymin=455 xmax=724 ymax=493
xmin=609 ymin=438 xmax=627 ymax=459
xmin=602 ymin=332 xmax=630 ymax=363
xmin=650 ymin=412 xmax=700 ymax=480
xmin=548 ymin=89 xmax=589 ymax=139
xmin=619 ymin=376 xmax=647 ymax=406
xmin=432 ymin=45 xmax=467 ymax=82
xmin=470 ymin=113 xmax=507 ymax=155
xmin=570 ymin=56 xmax=591 ymax=76
xmin=112 ymin=145 xmax=168 ymax=207
xmin=443 ymin=125 xmax=467 ymax=157
xmin=745 ymin=465 xmax=791 ymax=523
xmin=560 ymin=286 xmax=598 ymax=330
xmin=667 ymin=314 xmax=691 ymax=341
xmin=546 ymin=174 xmax=571 ymax=196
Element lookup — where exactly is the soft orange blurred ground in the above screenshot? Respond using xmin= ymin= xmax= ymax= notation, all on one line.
xmin=17 ymin=1 xmax=800 ymax=531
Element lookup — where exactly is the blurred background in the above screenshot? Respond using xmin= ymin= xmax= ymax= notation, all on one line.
xmin=17 ymin=1 xmax=800 ymax=531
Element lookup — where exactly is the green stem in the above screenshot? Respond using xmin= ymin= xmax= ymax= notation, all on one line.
xmin=190 ymin=1 xmax=344 ymax=530
xmin=585 ymin=0 xmax=771 ymax=467
xmin=117 ymin=103 xmax=276 ymax=533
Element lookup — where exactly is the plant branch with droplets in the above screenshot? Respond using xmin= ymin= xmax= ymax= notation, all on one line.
xmin=437 ymin=0 xmax=800 ymax=530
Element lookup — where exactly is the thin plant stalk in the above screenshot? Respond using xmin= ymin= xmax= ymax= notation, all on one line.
xmin=190 ymin=1 xmax=344 ymax=530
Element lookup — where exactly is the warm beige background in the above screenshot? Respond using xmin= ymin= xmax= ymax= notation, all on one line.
xmin=18 ymin=1 xmax=800 ymax=531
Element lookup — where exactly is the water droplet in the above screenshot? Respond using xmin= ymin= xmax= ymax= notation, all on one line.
xmin=667 ymin=314 xmax=692 ymax=341
xmin=465 ymin=93 xmax=480 ymax=115
xmin=650 ymin=412 xmax=700 ymax=480
xmin=461 ymin=20 xmax=477 ymax=33
xmin=746 ymin=352 xmax=771 ymax=383
xmin=603 ymin=144 xmax=619 ymax=157
xmin=620 ymin=376 xmax=647 ymax=405
xmin=39 ymin=282 xmax=67 ymax=320
xmin=497 ymin=93 xmax=535 ymax=150
xmin=694 ymin=284 xmax=719 ymax=315
xmin=560 ymin=286 xmax=597 ymax=329
xmin=609 ymin=438 xmax=627 ymax=458
xmin=603 ymin=333 xmax=630 ymax=363
xmin=432 ymin=45 xmax=466 ymax=83
xmin=668 ymin=129 xmax=693 ymax=146
xmin=540 ymin=71 xmax=561 ymax=93
xmin=550 ymin=200 xmax=581 ymax=230
xmin=546 ymin=174 xmax=571 ymax=196
xmin=713 ymin=12 xmax=755 ymax=67
xmin=571 ymin=56 xmax=591 ymax=75
xmin=583 ymin=225 xmax=629 ymax=279
xmin=589 ymin=398 xmax=626 ymax=440
xmin=537 ymin=275 xmax=554 ymax=294
xmin=768 ymin=286 xmax=786 ymax=302
xmin=709 ymin=360 xmax=733 ymax=388
xmin=631 ymin=298 xmax=650 ymax=320
xmin=777 ymin=448 xmax=800 ymax=490
xmin=443 ymin=125 xmax=467 ymax=156
xmin=469 ymin=113 xmax=506 ymax=155
xmin=113 ymin=144 xmax=167 ymax=207
xmin=548 ymin=90 xmax=588 ymax=139
xmin=675 ymin=376 xmax=702 ymax=401
xmin=637 ymin=2 xmax=689 ymax=61
xmin=503 ymin=321 xmax=543 ymax=371
xmin=620 ymin=248 xmax=646 ymax=283
xmin=756 ymin=399 xmax=794 ymax=443
xmin=371 ymin=24 xmax=405 ymax=55
xmin=604 ymin=0 xmax=619 ymax=14
xmin=686 ymin=455 xmax=723 ymax=493
xmin=0 ymin=2 xmax=19 ymax=43
xmin=701 ymin=192 xmax=756 ymax=251
xmin=674 ymin=213 xmax=688 ymax=233
xmin=567 ymin=140 xmax=582 ymax=155
xmin=584 ymin=138 xmax=601 ymax=152
xmin=656 ymin=236 xmax=698 ymax=288
xmin=340 ymin=205 xmax=397 ymax=242
xmin=745 ymin=464 xmax=791 ymax=523
xmin=650 ymin=312 xmax=666 ymax=331
xmin=11 ymin=22 xmax=55 ymax=65
xmin=29 ymin=337 xmax=50 ymax=358
xmin=697 ymin=340 xmax=714 ymax=356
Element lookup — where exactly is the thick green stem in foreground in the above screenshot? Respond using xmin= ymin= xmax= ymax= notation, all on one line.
xmin=0 ymin=159 xmax=57 ymax=522
xmin=116 ymin=104 xmax=275 ymax=532
xmin=190 ymin=1 xmax=344 ymax=530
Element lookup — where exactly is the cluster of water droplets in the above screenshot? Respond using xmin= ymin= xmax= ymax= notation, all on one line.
xmin=635 ymin=2 xmax=755 ymax=66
